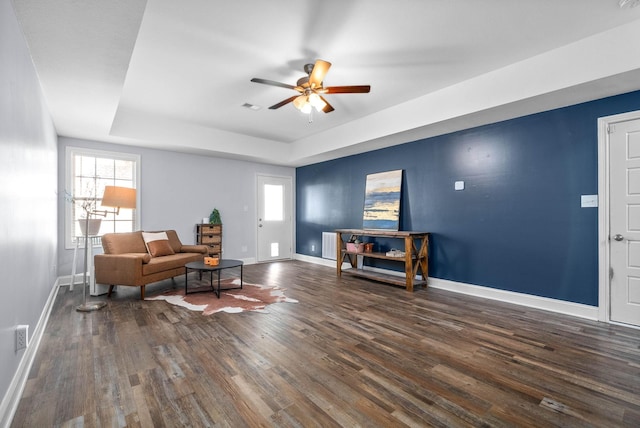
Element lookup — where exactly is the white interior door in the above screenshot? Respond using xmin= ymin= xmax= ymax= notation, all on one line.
xmin=257 ymin=175 xmax=292 ymax=262
xmin=609 ymin=119 xmax=640 ymax=327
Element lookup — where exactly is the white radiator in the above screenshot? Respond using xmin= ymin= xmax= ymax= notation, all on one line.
xmin=322 ymin=232 xmax=336 ymax=260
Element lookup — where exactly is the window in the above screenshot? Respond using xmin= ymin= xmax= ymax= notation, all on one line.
xmin=263 ymin=184 xmax=284 ymax=221
xmin=65 ymin=147 xmax=140 ymax=248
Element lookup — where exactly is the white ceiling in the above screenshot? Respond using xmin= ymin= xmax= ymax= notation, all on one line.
xmin=12 ymin=0 xmax=640 ymax=166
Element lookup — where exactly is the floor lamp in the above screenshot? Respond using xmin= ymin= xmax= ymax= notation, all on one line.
xmin=76 ymin=185 xmax=137 ymax=312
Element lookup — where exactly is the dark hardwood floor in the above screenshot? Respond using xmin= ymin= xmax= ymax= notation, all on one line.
xmin=11 ymin=260 xmax=640 ymax=427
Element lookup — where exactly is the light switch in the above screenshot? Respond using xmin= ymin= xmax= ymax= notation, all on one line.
xmin=455 ymin=181 xmax=465 ymax=191
xmin=581 ymin=194 xmax=598 ymax=208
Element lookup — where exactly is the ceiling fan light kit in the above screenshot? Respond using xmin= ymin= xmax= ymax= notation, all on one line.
xmin=251 ymin=59 xmax=370 ymax=120
xmin=293 ymin=93 xmax=326 ymax=113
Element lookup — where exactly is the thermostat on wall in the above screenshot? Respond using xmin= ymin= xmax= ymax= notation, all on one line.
xmin=455 ymin=181 xmax=465 ymax=191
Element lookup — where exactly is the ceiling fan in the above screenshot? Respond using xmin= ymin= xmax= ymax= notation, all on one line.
xmin=251 ymin=59 xmax=370 ymax=114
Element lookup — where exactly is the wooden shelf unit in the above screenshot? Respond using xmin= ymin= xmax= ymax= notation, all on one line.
xmin=196 ymin=223 xmax=222 ymax=257
xmin=335 ymin=229 xmax=429 ymax=291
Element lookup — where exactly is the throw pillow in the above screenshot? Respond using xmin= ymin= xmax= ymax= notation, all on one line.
xmin=141 ymin=231 xmax=175 ymax=257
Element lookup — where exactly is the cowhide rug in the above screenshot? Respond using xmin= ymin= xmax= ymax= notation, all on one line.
xmin=145 ymin=278 xmax=297 ymax=315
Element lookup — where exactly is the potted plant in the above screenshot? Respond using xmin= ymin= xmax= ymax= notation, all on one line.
xmin=66 ymin=190 xmax=103 ymax=236
xmin=78 ymin=217 xmax=102 ymax=236
xmin=209 ymin=208 xmax=222 ymax=224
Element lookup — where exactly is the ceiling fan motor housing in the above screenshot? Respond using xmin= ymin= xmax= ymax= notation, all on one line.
xmin=303 ymin=63 xmax=315 ymax=74
xmin=297 ymin=76 xmax=310 ymax=88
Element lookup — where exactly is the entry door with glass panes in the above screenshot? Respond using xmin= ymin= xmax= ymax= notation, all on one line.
xmin=256 ymin=175 xmax=292 ymax=262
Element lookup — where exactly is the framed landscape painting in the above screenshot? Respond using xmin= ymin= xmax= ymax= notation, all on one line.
xmin=362 ymin=169 xmax=402 ymax=230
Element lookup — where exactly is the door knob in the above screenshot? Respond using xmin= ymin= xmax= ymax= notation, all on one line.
xmin=613 ymin=234 xmax=624 ymax=241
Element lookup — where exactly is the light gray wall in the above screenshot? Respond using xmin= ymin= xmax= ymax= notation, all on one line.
xmin=0 ymin=0 xmax=58 ymax=411
xmin=57 ymin=137 xmax=295 ymax=275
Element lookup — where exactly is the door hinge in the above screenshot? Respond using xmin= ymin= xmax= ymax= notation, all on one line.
xmin=610 ymin=267 xmax=614 ymax=280
xmin=607 ymin=124 xmax=616 ymax=134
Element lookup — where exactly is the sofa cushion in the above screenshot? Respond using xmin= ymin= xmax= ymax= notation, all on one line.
xmin=142 ymin=252 xmax=203 ymax=276
xmin=102 ymin=231 xmax=147 ymax=254
xmin=164 ymin=230 xmax=184 ymax=253
xmin=142 ymin=231 xmax=175 ymax=257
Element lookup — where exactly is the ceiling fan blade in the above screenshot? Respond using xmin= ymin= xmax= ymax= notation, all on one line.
xmin=251 ymin=78 xmax=297 ymax=91
xmin=320 ymin=96 xmax=334 ymax=113
xmin=309 ymin=59 xmax=331 ymax=89
xmin=269 ymin=95 xmax=298 ymax=110
xmin=324 ymin=85 xmax=371 ymax=94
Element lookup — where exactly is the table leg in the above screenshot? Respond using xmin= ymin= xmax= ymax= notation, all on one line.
xmin=209 ymin=270 xmax=214 ymax=294
xmin=336 ymin=232 xmax=342 ymax=277
xmin=216 ymin=269 xmax=221 ymax=298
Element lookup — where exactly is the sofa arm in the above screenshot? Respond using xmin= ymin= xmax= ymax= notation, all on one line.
xmin=94 ymin=253 xmax=151 ymax=286
xmin=180 ymin=244 xmax=209 ymax=254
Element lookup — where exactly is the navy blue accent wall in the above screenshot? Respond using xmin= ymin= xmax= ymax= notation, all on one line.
xmin=296 ymin=90 xmax=640 ymax=306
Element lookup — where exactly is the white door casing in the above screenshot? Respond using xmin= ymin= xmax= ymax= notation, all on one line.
xmin=598 ymin=111 xmax=640 ymax=327
xmin=609 ymin=119 xmax=640 ymax=326
xmin=256 ymin=174 xmax=293 ymax=262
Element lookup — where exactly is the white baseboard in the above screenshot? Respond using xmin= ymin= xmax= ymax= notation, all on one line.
xmin=241 ymin=257 xmax=257 ymax=265
xmin=58 ymin=273 xmax=85 ymax=287
xmin=428 ymin=277 xmax=598 ymax=321
xmin=297 ymin=255 xmax=599 ymax=321
xmin=295 ymin=253 xmax=336 ymax=267
xmin=60 ymin=273 xmax=109 ymax=296
xmin=0 ymin=278 xmax=60 ymax=428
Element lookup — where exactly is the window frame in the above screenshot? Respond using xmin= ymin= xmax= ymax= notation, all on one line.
xmin=65 ymin=146 xmax=141 ymax=249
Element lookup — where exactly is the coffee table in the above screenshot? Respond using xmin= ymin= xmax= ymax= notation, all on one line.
xmin=184 ymin=259 xmax=243 ymax=298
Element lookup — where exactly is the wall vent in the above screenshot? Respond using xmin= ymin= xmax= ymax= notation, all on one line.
xmin=322 ymin=232 xmax=336 ymax=260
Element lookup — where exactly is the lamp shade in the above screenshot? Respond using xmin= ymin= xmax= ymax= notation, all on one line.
xmin=101 ymin=186 xmax=136 ymax=209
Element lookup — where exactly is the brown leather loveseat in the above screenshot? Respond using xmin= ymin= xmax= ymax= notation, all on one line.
xmin=95 ymin=230 xmax=208 ymax=299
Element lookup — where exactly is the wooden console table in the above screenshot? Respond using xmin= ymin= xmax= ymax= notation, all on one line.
xmin=335 ymin=229 xmax=429 ymax=291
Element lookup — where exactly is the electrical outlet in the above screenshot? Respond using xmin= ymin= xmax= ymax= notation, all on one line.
xmin=16 ymin=325 xmax=28 ymax=351
xmin=311 ymin=244 xmax=315 ymax=252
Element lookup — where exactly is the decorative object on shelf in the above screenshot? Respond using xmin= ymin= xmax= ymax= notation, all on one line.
xmin=385 ymin=249 xmax=406 ymax=257
xmin=363 ymin=169 xmax=403 ymax=231
xmin=204 ymin=257 xmax=220 ymax=266
xmin=346 ymin=242 xmax=365 ymax=253
xmin=209 ymin=208 xmax=222 ymax=224
xmin=364 ymin=243 xmax=374 ymax=253
xmin=76 ymin=186 xmax=136 ymax=312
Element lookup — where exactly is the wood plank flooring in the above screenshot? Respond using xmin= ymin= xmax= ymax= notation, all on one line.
xmin=11 ymin=260 xmax=640 ymax=427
